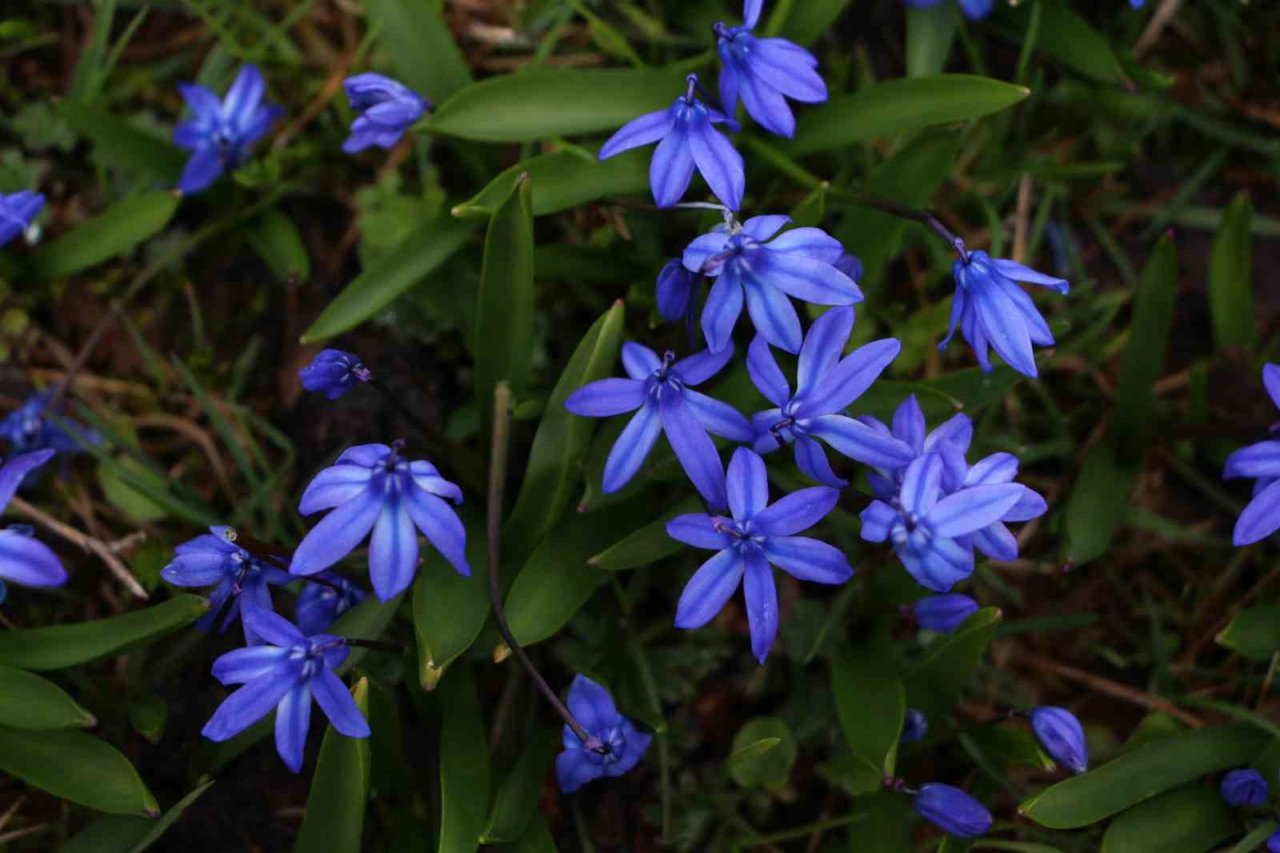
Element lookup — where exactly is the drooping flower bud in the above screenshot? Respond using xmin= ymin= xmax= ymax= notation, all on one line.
xmin=1220 ymin=768 xmax=1269 ymax=807
xmin=913 ymin=783 xmax=993 ymax=838
xmin=299 ymin=349 xmax=372 ymax=400
xmin=1029 ymin=706 xmax=1088 ymax=774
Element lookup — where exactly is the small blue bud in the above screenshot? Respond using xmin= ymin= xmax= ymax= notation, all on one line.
xmin=1220 ymin=768 xmax=1269 ymax=807
xmin=912 ymin=594 xmax=979 ymax=632
xmin=900 ymin=709 xmax=927 ymax=744
xmin=1268 ymin=828 xmax=1280 ymax=853
xmin=1029 ymin=706 xmax=1088 ymax=774
xmin=914 ymin=783 xmax=992 ymax=838
xmin=299 ymin=349 xmax=372 ymax=400
xmin=342 ymin=73 xmax=430 ymax=153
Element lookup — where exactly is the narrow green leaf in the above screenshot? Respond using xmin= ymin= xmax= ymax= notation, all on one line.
xmin=438 ymin=667 xmax=490 ymax=853
xmin=32 ymin=191 xmax=180 ymax=279
xmin=503 ymin=814 xmax=558 ymax=853
xmin=589 ymin=495 xmax=702 ymax=572
xmin=0 ymin=726 xmax=158 ymax=815
xmin=1099 ymin=785 xmax=1235 ymax=852
xmin=0 ymin=665 xmax=95 ymax=730
xmin=57 ymin=101 xmax=185 ymax=183
xmin=1027 ymin=0 xmax=1126 ymax=86
xmin=1215 ymin=607 xmax=1280 ymax=662
xmin=247 ymin=208 xmax=311 ymax=283
xmin=62 ymin=782 xmax=214 ymax=853
xmin=1019 ymin=724 xmax=1269 ymax=829
xmin=453 ymin=149 xmax=649 ymax=219
xmin=301 ymin=216 xmax=475 ymax=343
xmin=1061 ymin=441 xmax=1141 ymax=567
xmin=430 ymin=67 xmax=685 ymax=142
xmin=480 ymin=729 xmax=555 ymax=843
xmin=1230 ymin=821 xmax=1279 ymax=853
xmin=474 ymin=175 xmax=535 ymax=421
xmin=906 ymin=4 xmax=959 ymax=78
xmin=413 ymin=524 xmax=489 ymax=689
xmin=366 ymin=0 xmax=471 ymax=101
xmin=0 ymin=595 xmax=208 ymax=671
xmin=728 ymin=718 xmax=797 ymax=790
xmin=830 ymin=645 xmax=905 ymax=788
xmin=1208 ymin=191 xmax=1256 ymax=349
xmin=504 ymin=301 xmax=626 ymax=555
xmin=904 ymin=607 xmax=1001 ymax=717
xmin=791 ymin=75 xmax=1029 ymax=155
xmin=295 ymin=678 xmax=371 ymax=853
xmin=1112 ymin=236 xmax=1179 ymax=454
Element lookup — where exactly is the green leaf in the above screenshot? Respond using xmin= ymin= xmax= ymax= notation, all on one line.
xmin=1019 ymin=724 xmax=1270 ymax=829
xmin=331 ymin=594 xmax=403 ymax=674
xmin=906 ymin=3 xmax=958 ymax=78
xmin=474 ymin=175 xmax=535 ymax=421
xmin=301 ymin=216 xmax=475 ymax=343
xmin=728 ymin=717 xmax=797 ymax=790
xmin=1112 ymin=236 xmax=1179 ymax=454
xmin=1230 ymin=821 xmax=1279 ymax=853
xmin=1061 ymin=441 xmax=1141 ymax=567
xmin=504 ymin=301 xmax=626 ymax=556
xmin=1208 ymin=191 xmax=1256 ymax=349
xmin=965 ymin=725 xmax=1055 ymax=772
xmin=480 ymin=729 xmax=554 ymax=843
xmin=430 ymin=67 xmax=685 ymax=142
xmin=774 ymin=0 xmax=853 ymax=45
xmin=413 ymin=524 xmax=489 ymax=689
xmin=1027 ymin=0 xmax=1126 ymax=86
xmin=1099 ymin=785 xmax=1236 ymax=853
xmin=830 ymin=645 xmax=905 ymax=790
xmin=0 ymin=665 xmax=95 ymax=730
xmin=0 ymin=595 xmax=208 ymax=671
xmin=32 ymin=191 xmax=180 ymax=280
xmin=589 ymin=495 xmax=703 ymax=572
xmin=1215 ymin=607 xmax=1280 ymax=662
xmin=453 ymin=149 xmax=649 ymax=219
xmin=57 ymin=101 xmax=185 ymax=183
xmin=502 ymin=814 xmax=558 ymax=853
xmin=295 ymin=678 xmax=371 ymax=853
xmin=247 ymin=208 xmax=311 ymax=283
xmin=791 ymin=75 xmax=1029 ymax=155
xmin=62 ymin=782 xmax=214 ymax=853
xmin=0 ymin=726 xmax=158 ymax=815
xmin=97 ymin=458 xmax=169 ymax=522
xmin=904 ymin=607 xmax=1001 ymax=717
xmin=438 ymin=667 xmax=490 ymax=853
xmin=366 ymin=0 xmax=471 ymax=101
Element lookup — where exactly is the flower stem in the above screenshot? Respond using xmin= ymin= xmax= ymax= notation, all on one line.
xmin=849 ymin=193 xmax=969 ymax=263
xmin=485 ymin=381 xmax=607 ymax=754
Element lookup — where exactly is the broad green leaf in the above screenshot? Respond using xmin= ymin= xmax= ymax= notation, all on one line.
xmin=1061 ymin=441 xmax=1141 ymax=567
xmin=1112 ymin=236 xmax=1179 ymax=454
xmin=62 ymin=782 xmax=214 ymax=853
xmin=1019 ymin=724 xmax=1269 ymax=829
xmin=904 ymin=607 xmax=1001 ymax=717
xmin=453 ymin=149 xmax=649 ymax=219
xmin=0 ymin=595 xmax=208 ymax=671
xmin=295 ymin=678 xmax=371 ymax=853
xmin=32 ymin=191 xmax=180 ymax=279
xmin=1099 ymin=785 xmax=1235 ymax=852
xmin=57 ymin=101 xmax=185 ymax=183
xmin=0 ymin=665 xmax=95 ymax=730
xmin=247 ymin=208 xmax=311 ymax=282
xmin=589 ymin=495 xmax=702 ymax=572
xmin=474 ymin=176 xmax=535 ymax=421
xmin=1208 ymin=192 xmax=1256 ymax=349
xmin=480 ymin=728 xmax=555 ymax=843
xmin=1215 ymin=607 xmax=1280 ymax=662
xmin=1025 ymin=0 xmax=1126 ymax=86
xmin=728 ymin=717 xmax=797 ymax=790
xmin=504 ymin=301 xmax=626 ymax=556
xmin=906 ymin=3 xmax=958 ymax=78
xmin=0 ymin=726 xmax=158 ymax=815
xmin=430 ymin=67 xmax=685 ymax=142
xmin=831 ymin=645 xmax=905 ymax=790
xmin=366 ymin=0 xmax=471 ymax=101
xmin=413 ymin=524 xmax=489 ymax=689
xmin=438 ymin=667 xmax=490 ymax=853
xmin=301 ymin=216 xmax=475 ymax=342
xmin=775 ymin=0 xmax=854 ymax=45
xmin=791 ymin=75 xmax=1029 ymax=155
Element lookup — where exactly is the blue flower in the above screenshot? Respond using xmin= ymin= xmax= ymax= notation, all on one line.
xmin=714 ymin=1 xmax=827 ymax=138
xmin=901 ymin=709 xmax=928 ymax=744
xmin=1030 ymin=706 xmax=1088 ymax=774
xmin=1220 ymin=769 xmax=1269 ymax=807
xmin=0 ymin=450 xmax=67 ymax=594
xmin=860 ymin=395 xmax=974 ymax=501
xmin=1268 ymin=828 xmax=1280 ymax=853
xmin=914 ymin=783 xmax=993 ymax=838
xmin=940 ymin=250 xmax=1069 ymax=378
xmin=0 ymin=390 xmax=100 ymax=456
xmin=0 ymin=191 xmax=44 ymax=247
xmin=290 ymin=443 xmax=468 ymax=601
xmin=599 ymin=74 xmax=744 ymax=211
xmin=748 ymin=306 xmax=912 ymax=487
xmin=295 ymin=573 xmax=367 ymax=635
xmin=173 ymin=64 xmax=283 ymax=195
xmin=201 ymin=608 xmax=370 ymax=772
xmin=860 ymin=453 xmax=1025 ymax=591
xmin=1224 ymin=364 xmax=1280 ymax=546
xmin=682 ymin=215 xmax=862 ymax=353
xmin=912 ymin=593 xmax=979 ymax=632
xmin=556 ymin=675 xmax=652 ymax=793
xmin=299 ymin=349 xmax=372 ymax=400
xmin=656 ymin=259 xmax=699 ymax=323
xmin=667 ymin=447 xmax=852 ymax=662
xmin=161 ymin=526 xmax=292 ymax=645
xmin=342 ymin=73 xmax=430 ymax=153
xmin=565 ymin=343 xmax=752 ymax=509
xmin=903 ymin=0 xmax=994 ymax=21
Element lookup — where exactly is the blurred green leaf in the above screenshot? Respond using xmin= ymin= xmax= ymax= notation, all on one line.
xmin=57 ymin=101 xmax=184 ymax=183
xmin=1230 ymin=821 xmax=1280 ymax=853
xmin=1215 ymin=607 xmax=1280 ymax=662
xmin=480 ymin=728 xmax=554 ymax=843
xmin=0 ymin=595 xmax=208 ymax=671
xmin=728 ymin=717 xmax=797 ymax=790
xmin=904 ymin=607 xmax=1001 ymax=717
xmin=774 ymin=0 xmax=853 ymax=45
xmin=413 ymin=525 xmax=489 ymax=689
xmin=830 ymin=644 xmax=904 ymax=790
xmin=906 ymin=4 xmax=958 ymax=78
xmin=1208 ymin=191 xmax=1256 ymax=350
xmin=32 ymin=191 xmax=180 ymax=280
xmin=501 ymin=814 xmax=558 ymax=853
xmin=295 ymin=678 xmax=371 ymax=853
xmin=367 ymin=0 xmax=471 ymax=101
xmin=332 ymin=594 xmax=402 ymax=674
xmin=301 ymin=216 xmax=475 ymax=342
xmin=127 ymin=693 xmax=167 ymax=745
xmin=1062 ymin=441 xmax=1141 ymax=567
xmin=453 ymin=149 xmax=649 ymax=219
xmin=247 ymin=208 xmax=311 ymax=283
xmin=589 ymin=495 xmax=702 ymax=572
xmin=62 ymin=782 xmax=214 ymax=853
xmin=1019 ymin=724 xmax=1269 ymax=829
xmin=97 ymin=458 xmax=169 ymax=522
xmin=965 ymin=725 xmax=1055 ymax=772
xmin=1025 ymin=0 xmax=1126 ymax=86
xmin=474 ymin=175 xmax=535 ymax=421
xmin=0 ymin=664 xmax=95 ymax=730
xmin=438 ymin=667 xmax=490 ymax=853
xmin=0 ymin=726 xmax=158 ymax=815
xmin=1113 ymin=236 xmax=1179 ymax=453
xmin=1099 ymin=785 xmax=1235 ymax=853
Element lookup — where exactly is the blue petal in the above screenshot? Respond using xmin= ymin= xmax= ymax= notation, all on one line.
xmin=667 ymin=514 xmax=734 ymax=550
xmin=687 ymin=118 xmax=745 ymax=211
xmin=1029 ymin=707 xmax=1088 ymax=774
xmin=912 ymin=594 xmax=979 ymax=632
xmin=682 ymin=230 xmax=731 ymax=275
xmin=290 ymin=486 xmax=383 ymax=576
xmin=972 ymin=522 xmax=1018 ymax=561
xmin=927 ymin=485 xmax=1024 ymax=538
xmin=275 ymin=684 xmax=313 ymax=773
xmin=603 ymin=403 xmax=662 ymax=493
xmin=202 ymin=673 xmax=295 ymax=742
xmin=656 ymin=259 xmax=697 ymax=322
xmin=892 ymin=395 xmax=927 ymax=452
xmin=925 ymin=413 xmax=974 ymax=454
xmin=211 ymin=646 xmax=292 ymax=685
xmin=556 ymin=748 xmax=601 ymax=793
xmin=298 ymin=464 xmax=376 ymax=515
xmin=763 ymin=536 xmax=852 ymax=583
xmin=992 ymin=258 xmax=1070 ymax=293
xmin=0 ymin=531 xmax=66 ymax=588
xmin=809 ymin=415 xmax=915 ymax=468
xmin=963 ymin=452 xmax=1018 ymax=487
xmin=1233 ymin=479 xmax=1280 ymax=545
xmin=675 ymin=548 xmax=744 ymax=629
xmin=621 ymin=341 xmax=661 ymax=380
xmin=743 ymin=550 xmax=777 ymax=663
xmin=565 ymin=378 xmax=646 ymax=417
xmin=405 ymin=490 xmax=470 ymax=578
xmin=599 ymin=109 xmax=675 ymax=160
xmin=741 ymin=215 xmax=792 ymax=242
xmin=1264 ymin=363 xmax=1280 ymax=411
xmin=0 ymin=449 xmax=54 ymax=512
xmin=566 ymin=674 xmax=620 ymax=733
xmin=797 ymin=307 xmax=854 ymax=392
xmin=684 ymin=390 xmax=753 ymax=442
xmin=311 ymin=668 xmax=371 ymax=737
xmin=1224 ymin=440 xmax=1280 ymax=480
xmin=368 ymin=504 xmax=419 ymax=601
xmin=743 ymin=275 xmax=803 ymax=353
xmin=242 ymin=608 xmax=307 ymax=646
xmin=764 ymin=226 xmax=844 ymax=264
xmin=1004 ymin=487 xmax=1047 ymax=522
xmin=752 ymin=486 xmax=838 ymax=536
xmin=726 ymin=447 xmax=769 ymax=521
xmin=859 ymin=501 xmax=896 ymax=542
xmin=660 ymin=394 xmax=728 ymax=509
xmin=799 ymin=338 xmax=900 ymax=416
xmin=899 ymin=454 xmax=944 ymax=516
xmin=971 ymin=276 xmax=1037 ymax=377
xmin=747 ymin=334 xmax=790 ymax=406
xmin=718 ymin=62 xmax=742 ymax=121
xmin=737 ymin=67 xmax=796 ymax=137
xmin=649 ymin=125 xmax=696 ymax=207
xmin=407 ymin=462 xmax=463 ymax=504
xmin=751 ymin=39 xmax=828 ymax=103
xmin=794 ymin=435 xmax=847 ymax=487
xmin=177 ymin=146 xmax=224 ymax=195
xmin=701 ymin=270 xmax=746 ymax=353
xmin=222 ymin=65 xmax=267 ymax=131
xmin=955 ymin=0 xmax=995 ymax=19
xmin=914 ymin=784 xmax=993 ymax=838
xmin=758 ymin=254 xmax=862 ymax=306
xmin=674 ymin=344 xmax=735 ymax=385
xmin=743 ymin=0 xmax=763 ymax=28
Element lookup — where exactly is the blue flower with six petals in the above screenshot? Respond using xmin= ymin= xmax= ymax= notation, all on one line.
xmin=859 ymin=395 xmax=973 ymax=501
xmin=0 ymin=191 xmax=44 ymax=247
xmin=342 ymin=73 xmax=430 ymax=153
xmin=556 ymin=675 xmax=652 ymax=793
xmin=173 ymin=64 xmax=283 ymax=195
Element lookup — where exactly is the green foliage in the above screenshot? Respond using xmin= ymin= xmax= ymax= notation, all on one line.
xmin=31 ymin=191 xmax=180 ymax=279
xmin=0 ymin=726 xmax=158 ymax=815
xmin=295 ymin=679 xmax=371 ymax=853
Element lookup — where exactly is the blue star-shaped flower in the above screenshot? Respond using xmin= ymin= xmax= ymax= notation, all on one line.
xmin=201 ymin=609 xmax=370 ymax=772
xmin=173 ymin=64 xmax=283 ymax=195
xmin=0 ymin=191 xmax=44 ymax=247
xmin=1224 ymin=364 xmax=1280 ymax=546
xmin=599 ymin=74 xmax=744 ymax=211
xmin=556 ymin=675 xmax=652 ymax=793
xmin=290 ymin=443 xmax=468 ymax=601
xmin=667 ymin=447 xmax=852 ymax=662
xmin=0 ymin=389 xmax=101 ymax=456
xmin=859 ymin=395 xmax=974 ymax=501
xmin=0 ymin=450 xmax=67 ymax=596
xmin=682 ymin=215 xmax=862 ymax=353
xmin=748 ymin=306 xmax=913 ymax=487
xmin=565 ymin=343 xmax=752 ymax=510
xmin=342 ymin=73 xmax=430 ymax=153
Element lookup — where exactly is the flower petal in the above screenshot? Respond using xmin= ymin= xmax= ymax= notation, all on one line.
xmin=799 ymin=338 xmax=900 ymax=416
xmin=764 ymin=536 xmax=853 ymax=584
xmin=794 ymin=435 xmax=847 ymax=487
xmin=556 ymin=748 xmax=600 ymax=793
xmin=566 ymin=674 xmax=620 ymax=733
xmin=177 ymin=146 xmax=224 ymax=195
xmin=859 ymin=501 xmax=897 ymax=542
xmin=1224 ymin=440 xmax=1280 ymax=480
xmin=752 ymin=486 xmax=838 ymax=536
xmin=809 ymin=415 xmax=916 ymax=469
xmin=765 ymin=226 xmax=844 ymax=264
xmin=674 ymin=344 xmax=735 ymax=385
xmin=687 ymin=119 xmax=745 ymax=211
xmin=0 ymin=449 xmax=54 ymax=512
xmin=892 ymin=395 xmax=926 ymax=452
xmin=743 ymin=275 xmax=803 ymax=353
xmin=927 ymin=484 xmax=1024 ymax=538
xmin=666 ymin=514 xmax=734 ymax=550
xmin=367 ymin=504 xmax=420 ymax=601
xmin=404 ymin=490 xmax=470 ymax=578
xmin=741 ymin=215 xmax=792 ymax=242
xmin=743 ymin=551 xmax=778 ymax=663
xmin=759 ymin=255 xmax=862 ymax=305
xmin=599 ymin=108 xmax=674 ymax=159
xmin=684 ymin=390 xmax=753 ymax=442
xmin=565 ymin=378 xmax=646 ymax=417
xmin=275 ymin=684 xmax=313 ymax=773
xmin=211 ymin=646 xmax=291 ymax=685
xmin=992 ymin=258 xmax=1070 ymax=293
xmin=726 ymin=447 xmax=769 ymax=521
xmin=298 ymin=464 xmax=376 ymax=515
xmin=675 ymin=548 xmax=744 ymax=629
xmin=797 ymin=306 xmax=854 ymax=392
xmin=0 ymin=532 xmax=66 ymax=588
xmin=747 ymin=334 xmax=791 ymax=406
xmin=660 ymin=394 xmax=727 ymax=509
xmin=899 ymin=454 xmax=944 ymax=516
xmin=311 ymin=669 xmax=371 ymax=737
xmin=1234 ymin=479 xmax=1280 ymax=546
xmin=290 ymin=486 xmax=383 ymax=576
xmin=242 ymin=608 xmax=307 ymax=646
xmin=202 ymin=673 xmax=295 ymax=743
xmin=603 ymin=404 xmax=663 ymax=493
xmin=1264 ymin=363 xmax=1280 ymax=411
xmin=701 ymin=269 xmax=746 ymax=353
xmin=621 ymin=341 xmax=661 ymax=380
xmin=963 ymin=452 xmax=1018 ymax=487
xmin=649 ymin=125 xmax=696 ymax=207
